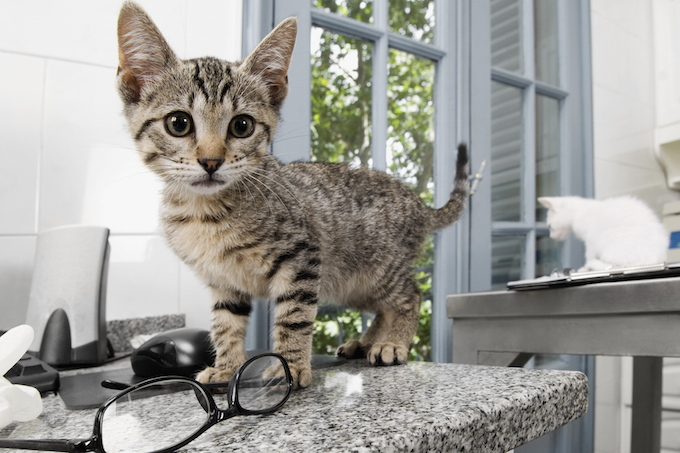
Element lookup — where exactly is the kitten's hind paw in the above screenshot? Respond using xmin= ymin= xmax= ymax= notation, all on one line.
xmin=336 ymin=340 xmax=368 ymax=359
xmin=367 ymin=343 xmax=408 ymax=366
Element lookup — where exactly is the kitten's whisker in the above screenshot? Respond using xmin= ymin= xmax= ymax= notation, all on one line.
xmin=271 ymin=126 xmax=312 ymax=142
xmin=240 ymin=175 xmax=257 ymax=205
xmin=89 ymin=170 xmax=158 ymax=189
xmin=248 ymin=170 xmax=292 ymax=218
xmin=235 ymin=180 xmax=245 ymax=218
xmin=243 ymin=174 xmax=273 ymax=215
xmin=250 ymin=167 xmax=302 ymax=210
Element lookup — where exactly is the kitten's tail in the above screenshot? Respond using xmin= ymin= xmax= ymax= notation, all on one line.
xmin=430 ymin=143 xmax=469 ymax=231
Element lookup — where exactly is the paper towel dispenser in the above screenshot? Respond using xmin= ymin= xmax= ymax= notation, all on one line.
xmin=654 ymin=124 xmax=680 ymax=190
xmin=25 ymin=225 xmax=110 ymax=367
xmin=656 ymin=139 xmax=680 ymax=190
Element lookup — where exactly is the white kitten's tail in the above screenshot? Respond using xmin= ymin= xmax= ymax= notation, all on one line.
xmin=430 ymin=143 xmax=469 ymax=231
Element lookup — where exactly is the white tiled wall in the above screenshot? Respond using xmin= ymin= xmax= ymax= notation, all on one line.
xmin=0 ymin=0 xmax=242 ymax=331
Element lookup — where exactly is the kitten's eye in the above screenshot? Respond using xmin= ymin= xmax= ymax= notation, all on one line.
xmin=165 ymin=112 xmax=193 ymax=137
xmin=229 ymin=115 xmax=255 ymax=138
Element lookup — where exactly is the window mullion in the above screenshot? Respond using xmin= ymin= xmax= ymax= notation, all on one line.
xmin=522 ymin=0 xmax=537 ymax=279
xmin=388 ymin=32 xmax=446 ymax=60
xmin=557 ymin=0 xmax=571 ymax=198
xmin=310 ymin=8 xmax=383 ymax=42
xmin=372 ymin=0 xmax=389 ymax=171
xmin=522 ymin=0 xmax=536 ymax=79
xmin=431 ymin=0 xmax=460 ymax=363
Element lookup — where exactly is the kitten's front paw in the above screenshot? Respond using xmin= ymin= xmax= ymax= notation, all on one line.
xmin=195 ymin=366 xmax=238 ymax=384
xmin=288 ymin=363 xmax=313 ymax=389
xmin=337 ymin=340 xmax=368 ymax=359
xmin=367 ymin=342 xmax=408 ymax=366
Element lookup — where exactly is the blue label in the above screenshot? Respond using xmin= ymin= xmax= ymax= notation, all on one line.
xmin=670 ymin=231 xmax=680 ymax=249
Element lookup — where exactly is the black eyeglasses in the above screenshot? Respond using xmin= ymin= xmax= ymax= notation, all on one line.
xmin=0 ymin=353 xmax=292 ymax=453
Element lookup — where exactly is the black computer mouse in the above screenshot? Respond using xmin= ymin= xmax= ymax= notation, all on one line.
xmin=131 ymin=327 xmax=216 ymax=378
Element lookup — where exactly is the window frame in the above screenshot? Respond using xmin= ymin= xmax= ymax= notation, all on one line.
xmin=468 ymin=0 xmax=594 ymax=291
xmin=242 ymin=0 xmax=594 ymax=366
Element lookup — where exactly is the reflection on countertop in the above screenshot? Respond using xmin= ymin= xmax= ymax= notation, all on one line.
xmin=0 ymin=357 xmax=588 ymax=452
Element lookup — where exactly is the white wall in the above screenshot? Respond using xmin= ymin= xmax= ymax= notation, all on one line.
xmin=591 ymin=0 xmax=679 ymax=211
xmin=0 ymin=0 xmax=242 ymax=331
xmin=591 ymin=1 xmax=680 ymax=452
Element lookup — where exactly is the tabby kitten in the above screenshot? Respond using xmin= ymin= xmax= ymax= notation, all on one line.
xmin=116 ymin=2 xmax=469 ymax=388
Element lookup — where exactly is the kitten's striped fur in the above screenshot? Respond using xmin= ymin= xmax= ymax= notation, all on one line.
xmin=117 ymin=2 xmax=468 ymax=388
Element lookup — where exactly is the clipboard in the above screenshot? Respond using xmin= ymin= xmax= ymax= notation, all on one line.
xmin=507 ymin=262 xmax=680 ymax=291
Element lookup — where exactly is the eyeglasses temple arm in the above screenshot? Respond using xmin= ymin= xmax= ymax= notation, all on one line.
xmin=100 ymin=379 xmax=129 ymax=391
xmin=0 ymin=437 xmax=96 ymax=452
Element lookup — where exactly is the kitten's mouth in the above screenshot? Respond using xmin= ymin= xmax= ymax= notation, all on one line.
xmin=190 ymin=176 xmax=227 ymax=191
xmin=192 ymin=179 xmax=224 ymax=187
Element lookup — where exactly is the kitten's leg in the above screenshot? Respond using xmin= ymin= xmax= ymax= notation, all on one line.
xmin=581 ymin=244 xmax=613 ymax=272
xmin=273 ymin=285 xmax=318 ymax=389
xmin=195 ymin=287 xmax=251 ymax=384
xmin=337 ymin=310 xmax=394 ymax=359
xmin=579 ymin=258 xmax=612 ymax=272
xmin=367 ymin=279 xmax=420 ymax=366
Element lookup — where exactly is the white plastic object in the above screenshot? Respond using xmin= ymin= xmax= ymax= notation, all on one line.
xmin=0 ymin=325 xmax=43 ymax=428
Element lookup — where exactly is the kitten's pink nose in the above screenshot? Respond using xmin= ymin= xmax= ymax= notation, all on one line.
xmin=198 ymin=158 xmax=224 ymax=175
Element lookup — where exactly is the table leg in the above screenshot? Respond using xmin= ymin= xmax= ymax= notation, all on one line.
xmin=631 ymin=356 xmax=662 ymax=453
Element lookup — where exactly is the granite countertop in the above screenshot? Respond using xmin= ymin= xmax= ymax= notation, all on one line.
xmin=1 ymin=358 xmax=588 ymax=453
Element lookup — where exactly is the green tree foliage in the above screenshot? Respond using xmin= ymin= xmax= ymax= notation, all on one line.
xmin=311 ymin=0 xmax=436 ymax=361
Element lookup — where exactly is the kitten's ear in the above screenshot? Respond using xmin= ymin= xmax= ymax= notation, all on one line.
xmin=241 ymin=17 xmax=298 ymax=107
xmin=117 ymin=1 xmax=179 ymax=103
xmin=538 ymin=197 xmax=554 ymax=209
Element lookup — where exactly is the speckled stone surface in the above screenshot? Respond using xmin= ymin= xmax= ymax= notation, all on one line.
xmin=107 ymin=314 xmax=185 ymax=353
xmin=0 ymin=359 xmax=587 ymax=452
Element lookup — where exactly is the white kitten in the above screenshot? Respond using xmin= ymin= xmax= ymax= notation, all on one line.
xmin=538 ymin=196 xmax=668 ymax=272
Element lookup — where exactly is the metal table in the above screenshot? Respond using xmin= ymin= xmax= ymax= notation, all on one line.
xmin=447 ymin=275 xmax=680 ymax=453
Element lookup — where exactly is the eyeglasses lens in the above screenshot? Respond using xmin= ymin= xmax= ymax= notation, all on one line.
xmin=237 ymin=355 xmax=290 ymax=412
xmin=100 ymin=380 xmax=211 ymax=453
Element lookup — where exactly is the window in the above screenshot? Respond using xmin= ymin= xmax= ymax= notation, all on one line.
xmin=264 ymin=0 xmax=591 ymax=352
xmin=469 ymin=0 xmax=594 ymax=292
xmin=487 ymin=0 xmax=568 ymax=289
xmin=244 ymin=1 xmax=593 ymax=450
xmin=271 ymin=0 xmax=460 ymax=363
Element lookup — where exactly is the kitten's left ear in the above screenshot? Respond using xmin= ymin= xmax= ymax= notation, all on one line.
xmin=241 ymin=17 xmax=298 ymax=107
xmin=538 ymin=197 xmax=554 ymax=209
xmin=117 ymin=1 xmax=179 ymax=103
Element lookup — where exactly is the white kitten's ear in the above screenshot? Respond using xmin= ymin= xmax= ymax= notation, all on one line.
xmin=117 ymin=1 xmax=179 ymax=103
xmin=241 ymin=17 xmax=298 ymax=107
xmin=538 ymin=197 xmax=554 ymax=209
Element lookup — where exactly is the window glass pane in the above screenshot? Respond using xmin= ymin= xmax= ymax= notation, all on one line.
xmin=534 ymin=0 xmax=559 ymax=86
xmin=387 ymin=49 xmax=434 ymax=361
xmin=535 ymin=95 xmax=560 ymax=222
xmin=387 ymin=49 xmax=435 ymax=206
xmin=310 ymin=26 xmax=374 ymax=360
xmin=536 ymin=234 xmax=561 ymax=277
xmin=491 ymin=0 xmax=523 ymax=74
xmin=313 ymin=0 xmax=373 ymax=23
xmin=491 ymin=81 xmax=524 ymax=222
xmin=311 ymin=27 xmax=373 ymax=166
xmin=413 ymin=234 xmax=433 ymax=361
xmin=389 ymin=0 xmax=435 ymax=44
xmin=492 ymin=235 xmax=525 ymax=290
